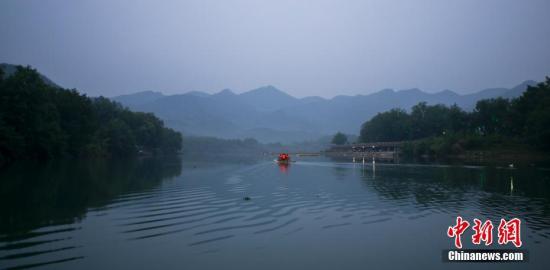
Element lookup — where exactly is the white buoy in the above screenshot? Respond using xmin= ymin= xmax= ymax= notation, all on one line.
xmin=362 ymin=157 xmax=365 ymax=164
xmin=353 ymin=157 xmax=355 ymax=163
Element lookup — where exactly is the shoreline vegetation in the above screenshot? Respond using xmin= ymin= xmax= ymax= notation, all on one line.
xmin=2 ymin=64 xmax=548 ymax=167
xmin=400 ymin=136 xmax=549 ymax=164
xmin=0 ymin=66 xmax=182 ymax=166
xmin=359 ymin=77 xmax=550 ymax=162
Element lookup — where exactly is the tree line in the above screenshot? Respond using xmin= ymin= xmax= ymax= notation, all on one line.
xmin=0 ymin=66 xmax=182 ymax=164
xmin=359 ymin=77 xmax=550 ymax=156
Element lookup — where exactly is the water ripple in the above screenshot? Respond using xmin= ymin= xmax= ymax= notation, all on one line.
xmin=2 ymin=160 xmax=550 ymax=269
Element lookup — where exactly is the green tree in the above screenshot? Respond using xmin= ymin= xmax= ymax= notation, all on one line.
xmin=410 ymin=102 xmax=455 ymax=139
xmin=160 ymin=128 xmax=183 ymax=154
xmin=54 ymin=88 xmax=97 ymax=156
xmin=0 ymin=66 xmax=65 ymax=159
xmin=356 ymin=76 xmax=550 ymax=156
xmin=0 ymin=65 xmax=183 ymax=164
xmin=473 ymin=98 xmax=513 ymax=135
xmin=448 ymin=104 xmax=470 ymax=133
xmin=331 ymin=132 xmax=348 ymax=145
xmin=360 ymin=109 xmax=411 ymax=142
xmin=515 ymin=77 xmax=550 ymax=149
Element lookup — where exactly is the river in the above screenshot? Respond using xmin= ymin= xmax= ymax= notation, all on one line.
xmin=1 ymin=156 xmax=549 ymax=269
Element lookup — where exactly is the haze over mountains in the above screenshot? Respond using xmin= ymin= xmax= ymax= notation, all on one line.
xmin=114 ymin=81 xmax=536 ymax=143
xmin=0 ymin=63 xmax=537 ymax=144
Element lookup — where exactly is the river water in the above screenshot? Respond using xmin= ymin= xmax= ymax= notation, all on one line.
xmin=1 ymin=156 xmax=549 ymax=269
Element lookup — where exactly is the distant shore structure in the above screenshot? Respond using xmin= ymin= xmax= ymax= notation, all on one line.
xmin=325 ymin=141 xmax=404 ymax=162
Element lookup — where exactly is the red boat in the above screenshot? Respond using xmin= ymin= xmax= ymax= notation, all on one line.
xmin=277 ymin=153 xmax=291 ymax=164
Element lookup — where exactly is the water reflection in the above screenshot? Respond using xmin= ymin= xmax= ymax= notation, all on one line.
xmin=0 ymin=157 xmax=181 ymax=269
xmin=1 ymin=156 xmax=549 ymax=270
xmin=278 ymin=163 xmax=289 ymax=173
xmin=354 ymin=164 xmax=550 ymax=238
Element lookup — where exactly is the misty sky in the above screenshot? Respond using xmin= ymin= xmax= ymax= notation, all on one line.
xmin=1 ymin=0 xmax=549 ymax=98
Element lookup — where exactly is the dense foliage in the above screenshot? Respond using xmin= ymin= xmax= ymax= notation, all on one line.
xmin=331 ymin=132 xmax=348 ymax=145
xmin=0 ymin=66 xmax=182 ymax=163
xmin=359 ymin=77 xmax=550 ymax=156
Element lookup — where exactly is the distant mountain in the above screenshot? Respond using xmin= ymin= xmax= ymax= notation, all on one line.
xmin=115 ymin=87 xmax=322 ymax=143
xmin=185 ymin=91 xmax=210 ymax=97
xmin=114 ymin=81 xmax=537 ymax=143
xmin=113 ymin=91 xmax=164 ymax=107
xmin=0 ymin=63 xmax=539 ymax=143
xmin=1 ymin=63 xmax=60 ymax=87
xmin=239 ymin=85 xmax=301 ymax=111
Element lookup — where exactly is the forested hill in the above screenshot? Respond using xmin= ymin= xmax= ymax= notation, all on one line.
xmin=359 ymin=77 xmax=550 ymax=157
xmin=0 ymin=65 xmax=182 ymax=164
xmin=0 ymin=63 xmax=60 ymax=88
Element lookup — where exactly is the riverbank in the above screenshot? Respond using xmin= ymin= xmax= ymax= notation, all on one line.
xmin=400 ymin=135 xmax=550 ymax=165
xmin=324 ymin=140 xmax=550 ymax=167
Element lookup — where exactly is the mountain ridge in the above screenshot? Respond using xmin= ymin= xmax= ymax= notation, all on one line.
xmin=2 ymin=63 xmax=537 ymax=143
xmin=114 ymin=80 xmax=537 ymax=143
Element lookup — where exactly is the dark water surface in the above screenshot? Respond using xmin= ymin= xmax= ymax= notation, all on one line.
xmin=1 ymin=156 xmax=550 ymax=270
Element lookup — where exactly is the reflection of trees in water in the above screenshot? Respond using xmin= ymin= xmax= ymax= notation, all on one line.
xmin=357 ymin=165 xmax=550 ymax=233
xmin=0 ymin=156 xmax=182 ymax=235
xmin=474 ymin=169 xmax=550 ymax=236
xmin=360 ymin=165 xmax=550 ymax=201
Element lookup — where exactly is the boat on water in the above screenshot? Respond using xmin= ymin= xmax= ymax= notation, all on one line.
xmin=276 ymin=153 xmax=291 ymax=164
